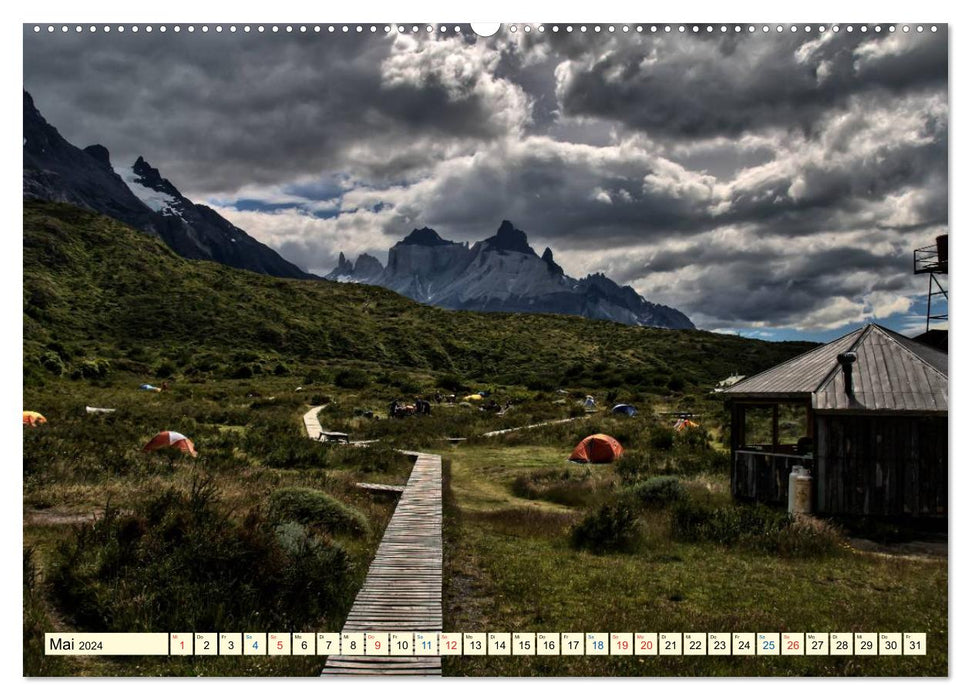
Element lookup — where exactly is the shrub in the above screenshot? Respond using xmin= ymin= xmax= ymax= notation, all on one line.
xmin=615 ymin=452 xmax=653 ymax=483
xmin=155 ymin=359 xmax=177 ymax=378
xmin=624 ymin=476 xmax=686 ymax=509
xmin=39 ymin=350 xmax=65 ymax=376
xmin=570 ymin=501 xmax=639 ymax=554
xmin=267 ymin=487 xmax=369 ymax=536
xmin=71 ymin=357 xmax=111 ymax=379
xmin=334 ymin=368 xmax=370 ymax=389
xmin=273 ymin=363 xmax=291 ymax=376
xmin=771 ymin=517 xmax=845 ymax=558
xmin=259 ymin=438 xmax=331 ymax=470
xmin=47 ymin=480 xmax=353 ymax=632
xmin=436 ymin=374 xmax=466 ymax=392
xmin=304 ymin=368 xmax=327 ymax=384
xmin=232 ymin=364 xmax=254 ymax=379
xmin=670 ymin=499 xmax=841 ymax=557
xmin=650 ymin=428 xmax=675 ymax=451
xmin=675 ymin=426 xmax=709 ymax=449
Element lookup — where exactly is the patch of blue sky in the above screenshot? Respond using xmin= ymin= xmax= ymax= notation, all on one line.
xmin=719 ymin=307 xmax=945 ymax=344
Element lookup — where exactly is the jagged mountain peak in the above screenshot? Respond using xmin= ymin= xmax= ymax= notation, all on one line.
xmin=82 ymin=144 xmax=112 ymax=168
xmin=326 ymin=220 xmax=694 ymax=329
xmin=541 ymin=246 xmax=564 ymax=276
xmin=482 ymin=220 xmax=536 ymax=256
xmin=130 ymin=156 xmax=182 ymax=198
xmin=396 ymin=227 xmax=454 ymax=247
xmin=24 ymin=92 xmax=314 ymax=280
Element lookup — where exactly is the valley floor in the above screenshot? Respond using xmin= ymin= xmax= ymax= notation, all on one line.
xmin=23 ymin=375 xmax=947 ymax=677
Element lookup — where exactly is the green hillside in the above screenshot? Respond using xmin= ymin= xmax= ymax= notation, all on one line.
xmin=23 ymin=200 xmax=814 ymax=389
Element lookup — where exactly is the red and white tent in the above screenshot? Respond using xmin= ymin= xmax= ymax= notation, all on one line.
xmin=142 ymin=431 xmax=197 ymax=457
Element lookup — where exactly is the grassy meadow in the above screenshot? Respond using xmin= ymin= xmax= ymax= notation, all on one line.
xmin=22 ymin=201 xmax=946 ymax=677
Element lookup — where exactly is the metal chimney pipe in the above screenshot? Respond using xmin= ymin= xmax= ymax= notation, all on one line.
xmin=837 ymin=352 xmax=857 ymax=396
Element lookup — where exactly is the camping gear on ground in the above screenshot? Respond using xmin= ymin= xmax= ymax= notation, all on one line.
xmin=23 ymin=411 xmax=47 ymax=427
xmin=583 ymin=395 xmax=596 ymax=408
xmin=464 ymin=394 xmax=483 ymax=402
xmin=139 ymin=383 xmax=162 ymax=392
xmin=674 ymin=418 xmax=699 ymax=432
xmin=569 ymin=433 xmax=623 ymax=463
xmin=142 ymin=430 xmax=198 ymax=457
xmin=611 ymin=404 xmax=637 ymax=417
xmin=85 ymin=406 xmax=116 ymax=414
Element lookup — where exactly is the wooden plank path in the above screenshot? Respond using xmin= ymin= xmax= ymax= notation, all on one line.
xmin=302 ymin=405 xmax=325 ymax=441
xmin=355 ymin=482 xmax=406 ymax=494
xmin=321 ymin=451 xmax=443 ymax=676
xmin=481 ymin=415 xmax=584 ymax=437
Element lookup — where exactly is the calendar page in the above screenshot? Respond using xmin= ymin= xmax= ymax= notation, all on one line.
xmin=22 ymin=12 xmax=948 ymax=682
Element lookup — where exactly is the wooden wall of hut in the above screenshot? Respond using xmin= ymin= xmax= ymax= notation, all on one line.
xmin=731 ymin=451 xmax=809 ymax=506
xmin=815 ymin=414 xmax=947 ymax=517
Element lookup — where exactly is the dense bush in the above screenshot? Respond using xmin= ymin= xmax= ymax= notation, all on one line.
xmin=436 ymin=374 xmax=466 ymax=392
xmin=154 ymin=360 xmax=177 ymax=378
xmin=675 ymin=425 xmax=709 ymax=449
xmin=649 ymin=427 xmax=675 ymax=451
xmin=267 ymin=487 xmax=370 ymax=536
xmin=671 ymin=498 xmax=842 ymax=557
xmin=259 ymin=437 xmax=332 ymax=470
xmin=39 ymin=350 xmax=66 ymax=376
xmin=570 ymin=501 xmax=639 ymax=554
xmin=334 ymin=368 xmax=370 ymax=389
xmin=48 ymin=480 xmax=354 ymax=631
xmin=71 ymin=357 xmax=111 ymax=379
xmin=672 ymin=499 xmax=788 ymax=545
xmin=624 ymin=476 xmax=686 ymax=509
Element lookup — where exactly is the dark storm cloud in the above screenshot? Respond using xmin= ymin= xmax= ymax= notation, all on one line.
xmin=554 ymin=28 xmax=948 ymax=140
xmin=22 ymin=26 xmax=949 ymax=333
xmin=23 ymin=27 xmax=526 ymax=194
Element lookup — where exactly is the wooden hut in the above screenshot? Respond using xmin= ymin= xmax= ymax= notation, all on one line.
xmin=723 ymin=324 xmax=947 ymax=518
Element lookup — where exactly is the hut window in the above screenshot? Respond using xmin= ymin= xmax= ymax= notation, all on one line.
xmin=743 ymin=406 xmax=774 ymax=446
xmin=739 ymin=402 xmax=810 ymax=451
xmin=777 ymin=403 xmax=809 ymax=446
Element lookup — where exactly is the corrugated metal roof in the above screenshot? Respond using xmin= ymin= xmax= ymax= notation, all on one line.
xmin=723 ymin=327 xmax=863 ymax=395
xmin=724 ymin=324 xmax=947 ymax=413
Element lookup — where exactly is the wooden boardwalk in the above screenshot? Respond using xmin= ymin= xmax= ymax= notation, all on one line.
xmin=355 ymin=482 xmax=406 ymax=494
xmin=321 ymin=451 xmax=443 ymax=676
xmin=302 ymin=405 xmax=325 ymax=441
xmin=481 ymin=415 xmax=584 ymax=437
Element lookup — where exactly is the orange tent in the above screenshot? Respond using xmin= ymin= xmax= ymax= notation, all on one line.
xmin=569 ymin=433 xmax=623 ymax=463
xmin=674 ymin=418 xmax=700 ymax=432
xmin=23 ymin=411 xmax=47 ymax=427
xmin=143 ymin=431 xmax=198 ymax=457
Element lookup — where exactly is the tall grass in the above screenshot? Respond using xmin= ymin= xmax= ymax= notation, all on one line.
xmin=47 ymin=478 xmax=355 ymax=632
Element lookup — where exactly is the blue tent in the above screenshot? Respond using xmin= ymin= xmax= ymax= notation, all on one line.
xmin=611 ymin=404 xmax=637 ymax=417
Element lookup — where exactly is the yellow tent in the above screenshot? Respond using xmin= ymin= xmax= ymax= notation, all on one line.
xmin=23 ymin=411 xmax=47 ymax=427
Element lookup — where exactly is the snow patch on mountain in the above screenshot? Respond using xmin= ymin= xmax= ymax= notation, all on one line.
xmin=120 ymin=166 xmax=183 ymax=218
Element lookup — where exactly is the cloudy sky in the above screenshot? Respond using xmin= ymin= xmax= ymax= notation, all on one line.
xmin=23 ymin=24 xmax=948 ymax=341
